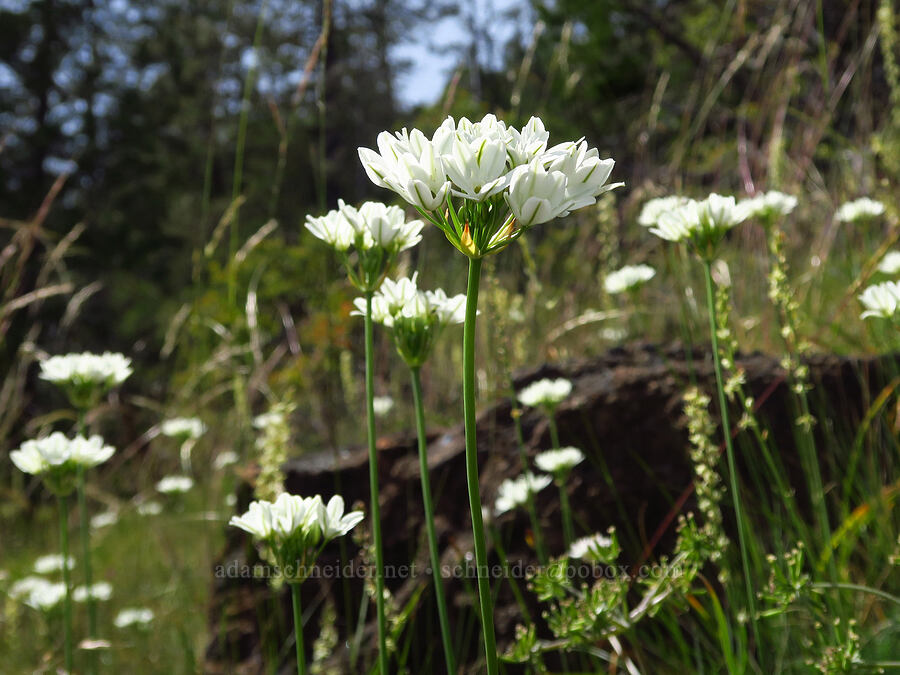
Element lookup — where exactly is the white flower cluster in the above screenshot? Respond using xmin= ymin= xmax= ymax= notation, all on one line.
xmin=372 ymin=396 xmax=395 ymax=417
xmin=518 ymin=377 xmax=573 ymax=409
xmin=568 ymin=532 xmax=617 ymax=563
xmin=359 ymin=114 xmax=621 ymax=256
xmin=534 ymin=447 xmax=585 ymax=475
xmin=650 ymin=193 xmax=752 ymax=257
xmin=213 ymin=451 xmax=239 ymax=470
xmin=160 ymin=417 xmax=207 ymax=440
xmin=155 ymin=475 xmax=194 ymax=494
xmin=33 ymin=554 xmax=74 ymax=574
xmin=305 ymin=199 xmax=424 ymax=253
xmin=859 ymin=281 xmax=900 ymax=320
xmin=90 ymin=510 xmax=119 ymax=529
xmin=11 ymin=433 xmax=115 ymax=476
xmin=230 ymin=493 xmax=363 ymax=546
xmin=114 ymin=607 xmax=155 ymax=628
xmin=878 ymin=251 xmax=900 ymax=275
xmin=10 ymin=576 xmax=67 ymax=611
xmin=40 ymin=352 xmax=132 ymax=388
xmin=73 ymin=582 xmax=113 ymax=603
xmin=835 ymin=197 xmax=885 ymax=223
xmin=637 ymin=196 xmax=690 ymax=227
xmin=494 ymin=473 xmax=553 ymax=515
xmin=604 ymin=264 xmax=656 ymax=294
xmin=740 ymin=190 xmax=797 ymax=220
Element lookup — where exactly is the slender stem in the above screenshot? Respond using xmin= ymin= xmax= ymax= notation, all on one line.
xmin=557 ymin=480 xmax=575 ymax=548
xmin=702 ymin=260 xmax=760 ymax=652
xmin=547 ymin=413 xmax=561 ymax=450
xmin=811 ymin=582 xmax=900 ymax=607
xmin=410 ymin=367 xmax=457 ymax=675
xmin=77 ymin=469 xmax=98 ymax=637
xmin=58 ymin=495 xmax=74 ymax=673
xmin=364 ymin=292 xmax=388 ymax=674
xmin=463 ymin=257 xmax=498 ymax=675
xmin=290 ymin=583 xmax=307 ymax=675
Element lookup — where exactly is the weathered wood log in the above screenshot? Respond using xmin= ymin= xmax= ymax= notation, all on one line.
xmin=204 ymin=345 xmax=895 ymax=673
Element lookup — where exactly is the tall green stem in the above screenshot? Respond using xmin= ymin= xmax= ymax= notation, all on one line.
xmin=290 ymin=583 xmax=306 ymax=675
xmin=77 ymin=469 xmax=98 ymax=669
xmin=410 ymin=367 xmax=457 ymax=675
xmin=463 ymin=257 xmax=498 ymax=675
xmin=58 ymin=496 xmax=74 ymax=673
xmin=364 ymin=292 xmax=388 ymax=673
xmin=702 ymin=260 xmax=760 ymax=652
xmin=547 ymin=413 xmax=561 ymax=450
xmin=557 ymin=480 xmax=575 ymax=548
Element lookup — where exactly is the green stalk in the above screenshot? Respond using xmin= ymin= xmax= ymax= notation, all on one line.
xmin=410 ymin=367 xmax=457 ymax=675
xmin=77 ymin=469 xmax=98 ymax=646
xmin=290 ymin=583 xmax=306 ymax=675
xmin=702 ymin=260 xmax=760 ymax=653
xmin=58 ymin=495 xmax=74 ymax=673
xmin=557 ymin=478 xmax=575 ymax=548
xmin=364 ymin=292 xmax=388 ymax=674
xmin=547 ymin=412 xmax=561 ymax=450
xmin=462 ymin=257 xmax=498 ymax=675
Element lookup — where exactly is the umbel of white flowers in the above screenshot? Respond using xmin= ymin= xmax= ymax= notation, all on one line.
xmin=518 ymin=377 xmax=573 ymax=411
xmin=160 ymin=417 xmax=207 ymax=441
xmin=637 ymin=196 xmax=690 ymax=228
xmin=568 ymin=530 xmax=620 ymax=563
xmin=740 ymin=190 xmax=797 ymax=223
xmin=878 ymin=251 xmax=900 ymax=276
xmin=494 ymin=472 xmax=553 ymax=515
xmin=305 ymin=199 xmax=424 ymax=293
xmin=835 ymin=197 xmax=885 ymax=223
xmin=859 ymin=281 xmax=900 ymax=320
xmin=534 ymin=447 xmax=585 ymax=477
xmin=230 ymin=493 xmax=363 ymax=584
xmin=650 ymin=193 xmax=752 ymax=260
xmin=11 ymin=577 xmax=68 ymax=612
xmin=352 ymin=273 xmax=466 ymax=367
xmin=39 ymin=351 xmax=132 ymax=409
xmin=604 ymin=264 xmax=656 ymax=295
xmin=358 ymin=114 xmax=622 ymax=258
xmin=11 ymin=433 xmax=115 ymax=496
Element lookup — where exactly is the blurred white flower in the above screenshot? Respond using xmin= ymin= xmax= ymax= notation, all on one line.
xmin=33 ymin=554 xmax=75 ymax=575
xmin=253 ymin=410 xmax=286 ymax=430
xmin=518 ymin=378 xmax=573 ymax=409
xmin=740 ymin=191 xmax=797 ymax=220
xmin=637 ymin=196 xmax=690 ymax=227
xmin=155 ymin=475 xmax=194 ymax=494
xmin=339 ymin=200 xmax=424 ymax=251
xmin=568 ymin=532 xmax=617 ymax=562
xmin=11 ymin=433 xmax=115 ymax=478
xmin=859 ymin=281 xmax=900 ymax=320
xmin=21 ymin=579 xmax=68 ymax=611
xmin=10 ymin=576 xmax=48 ymax=599
xmin=494 ymin=473 xmax=552 ymax=515
xmin=213 ymin=451 xmax=240 ymax=470
xmin=90 ymin=510 xmax=119 ymax=530
xmin=136 ymin=500 xmax=163 ymax=516
xmin=534 ymin=447 xmax=585 ymax=475
xmin=604 ymin=264 xmax=656 ymax=294
xmin=836 ymin=197 xmax=885 ymax=223
xmin=114 ymin=607 xmax=155 ymax=628
xmin=372 ymin=396 xmax=395 ymax=417
xmin=878 ymin=251 xmax=900 ymax=275
xmin=160 ymin=417 xmax=207 ymax=440
xmin=73 ymin=582 xmax=112 ymax=602
xmin=39 ymin=352 xmax=132 ymax=388
xmin=651 ymin=193 xmax=751 ymax=257
xmin=319 ymin=495 xmax=365 ymax=540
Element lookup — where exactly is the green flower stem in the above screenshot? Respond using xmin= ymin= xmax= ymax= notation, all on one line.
xmin=58 ymin=495 xmax=74 ymax=673
xmin=557 ymin=478 xmax=575 ymax=548
xmin=702 ymin=260 xmax=760 ymax=652
xmin=364 ymin=292 xmax=389 ymax=674
xmin=77 ymin=469 xmax=98 ymax=640
xmin=290 ymin=583 xmax=307 ymax=675
xmin=547 ymin=412 xmax=561 ymax=450
xmin=463 ymin=256 xmax=499 ymax=675
xmin=410 ymin=367 xmax=457 ymax=675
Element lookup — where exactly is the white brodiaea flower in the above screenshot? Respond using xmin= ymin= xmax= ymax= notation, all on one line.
xmin=604 ymin=264 xmax=656 ymax=294
xmin=637 ymin=196 xmax=690 ymax=227
xmin=39 ymin=352 xmax=132 ymax=388
xmin=494 ymin=473 xmax=553 ymax=515
xmin=372 ymin=396 xmax=394 ymax=417
xmin=21 ymin=579 xmax=67 ymax=611
xmin=114 ymin=608 xmax=155 ymax=628
xmin=213 ymin=451 xmax=239 ymax=470
xmin=339 ymin=200 xmax=424 ymax=251
xmin=155 ymin=475 xmax=194 ymax=494
xmin=836 ymin=197 xmax=885 ymax=223
xmin=534 ymin=447 xmax=585 ymax=475
xmin=73 ymin=582 xmax=113 ymax=603
xmin=740 ymin=191 xmax=798 ymax=220
xmin=651 ymin=193 xmax=751 ymax=258
xmin=90 ymin=510 xmax=119 ymax=530
xmin=33 ymin=554 xmax=74 ymax=575
xmin=319 ymin=495 xmax=366 ymax=540
xmin=568 ymin=532 xmax=617 ymax=562
xmin=878 ymin=251 xmax=900 ymax=275
xmin=518 ymin=378 xmax=573 ymax=409
xmin=160 ymin=417 xmax=207 ymax=440
xmin=11 ymin=432 xmax=114 ymax=477
xmin=859 ymin=281 xmax=900 ymax=320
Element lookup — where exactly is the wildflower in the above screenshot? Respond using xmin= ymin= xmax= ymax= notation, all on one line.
xmin=90 ymin=510 xmax=119 ymax=530
xmin=10 ymin=576 xmax=51 ymax=599
xmin=39 ymin=351 xmax=132 ymax=409
xmin=155 ymin=475 xmax=194 ymax=494
xmin=534 ymin=447 xmax=585 ymax=475
xmin=568 ymin=531 xmax=619 ymax=563
xmin=213 ymin=451 xmax=239 ymax=470
xmin=160 ymin=417 xmax=206 ymax=441
xmin=604 ymin=264 xmax=656 ymax=294
xmin=518 ymin=378 xmax=573 ymax=410
xmin=637 ymin=196 xmax=690 ymax=227
xmin=353 ymin=274 xmax=466 ymax=367
xmin=494 ymin=473 xmax=553 ymax=515
xmin=740 ymin=191 xmax=798 ymax=221
xmin=650 ymin=193 xmax=751 ymax=260
xmin=835 ymin=197 xmax=885 ymax=223
xmin=33 ymin=554 xmax=75 ymax=575
xmin=305 ymin=199 xmax=424 ymax=292
xmin=136 ymin=501 xmax=163 ymax=516
xmin=10 ymin=433 xmax=115 ymax=495
xmin=319 ymin=496 xmax=366 ymax=540
xmin=73 ymin=582 xmax=112 ymax=603
xmin=878 ymin=251 xmax=900 ymax=275
xmin=19 ymin=579 xmax=67 ymax=611
xmin=372 ymin=396 xmax=395 ymax=417
xmin=114 ymin=608 xmax=154 ymax=628
xmin=859 ymin=281 xmax=900 ymax=320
